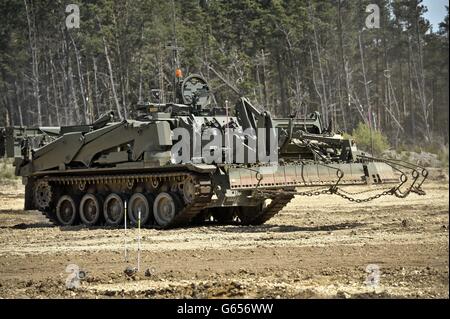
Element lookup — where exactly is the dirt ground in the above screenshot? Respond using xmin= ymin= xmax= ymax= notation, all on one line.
xmin=0 ymin=172 xmax=448 ymax=299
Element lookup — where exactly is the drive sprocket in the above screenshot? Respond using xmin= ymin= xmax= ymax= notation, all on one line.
xmin=34 ymin=180 xmax=53 ymax=210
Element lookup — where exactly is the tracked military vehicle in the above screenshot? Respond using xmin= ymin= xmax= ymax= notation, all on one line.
xmin=1 ymin=74 xmax=428 ymax=228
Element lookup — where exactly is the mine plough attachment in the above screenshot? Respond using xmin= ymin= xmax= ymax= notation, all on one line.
xmin=229 ymin=155 xmax=428 ymax=204
xmin=355 ymin=155 xmax=428 ymax=198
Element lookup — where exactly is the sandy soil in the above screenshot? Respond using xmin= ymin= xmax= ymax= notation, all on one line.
xmin=0 ymin=175 xmax=448 ymax=299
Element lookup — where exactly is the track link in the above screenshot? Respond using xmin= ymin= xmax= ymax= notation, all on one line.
xmin=249 ymin=193 xmax=295 ymax=225
xmin=36 ymin=171 xmax=213 ymax=228
xmin=162 ymin=177 xmax=213 ymax=228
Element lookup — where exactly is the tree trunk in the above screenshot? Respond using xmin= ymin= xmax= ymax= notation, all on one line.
xmin=68 ymin=55 xmax=80 ymax=125
xmin=275 ymin=51 xmax=289 ymax=117
xmin=103 ymin=37 xmax=123 ymax=119
xmin=24 ymin=0 xmax=42 ymax=126
xmin=70 ymin=34 xmax=88 ymax=124
xmin=92 ymin=56 xmax=100 ymax=116
xmin=14 ymin=81 xmax=24 ymax=126
xmin=309 ymin=3 xmax=328 ymax=123
xmin=49 ymin=55 xmax=61 ymax=126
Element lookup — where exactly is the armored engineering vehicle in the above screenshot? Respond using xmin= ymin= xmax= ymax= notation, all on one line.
xmin=0 ymin=74 xmax=428 ymax=228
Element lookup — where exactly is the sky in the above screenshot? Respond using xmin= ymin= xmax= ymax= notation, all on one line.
xmin=423 ymin=0 xmax=448 ymax=31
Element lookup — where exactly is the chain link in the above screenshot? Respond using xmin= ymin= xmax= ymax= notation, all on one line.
xmin=294 ymin=187 xmax=331 ymax=197
xmin=332 ymin=187 xmax=395 ymax=203
xmin=261 ymin=184 xmax=423 ymax=203
xmin=335 ymin=185 xmax=389 ymax=196
xmin=260 ymin=187 xmax=330 ymax=198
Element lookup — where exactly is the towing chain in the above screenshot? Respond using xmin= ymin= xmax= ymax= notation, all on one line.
xmin=255 ymin=155 xmax=428 ymax=203
xmin=335 ymin=185 xmax=390 ymax=196
xmin=331 ymin=187 xmax=396 ymax=203
xmin=260 ymin=182 xmax=426 ymax=203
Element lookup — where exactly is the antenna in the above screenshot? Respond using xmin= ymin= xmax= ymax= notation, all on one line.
xmin=166 ymin=0 xmax=183 ymax=103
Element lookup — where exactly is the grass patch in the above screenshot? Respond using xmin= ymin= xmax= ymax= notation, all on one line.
xmin=344 ymin=122 xmax=390 ymax=155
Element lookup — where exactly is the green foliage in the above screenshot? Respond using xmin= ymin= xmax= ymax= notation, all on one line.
xmin=0 ymin=0 xmax=447 ymax=146
xmin=347 ymin=123 xmax=390 ymax=155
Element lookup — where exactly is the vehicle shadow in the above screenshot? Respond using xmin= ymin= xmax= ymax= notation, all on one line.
xmin=3 ymin=223 xmax=129 ymax=231
xmin=0 ymin=209 xmax=54 ymax=229
xmin=1 ymin=220 xmax=365 ymax=233
xmin=214 ymin=221 xmax=365 ymax=233
xmin=0 ymin=209 xmax=28 ymax=215
xmin=0 ymin=222 xmax=54 ymax=229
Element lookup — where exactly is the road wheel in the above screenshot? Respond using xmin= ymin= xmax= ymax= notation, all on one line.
xmin=128 ymin=193 xmax=154 ymax=226
xmin=80 ymin=194 xmax=102 ymax=226
xmin=103 ymin=193 xmax=124 ymax=226
xmin=34 ymin=180 xmax=52 ymax=210
xmin=153 ymin=192 xmax=179 ymax=227
xmin=56 ymin=195 xmax=78 ymax=226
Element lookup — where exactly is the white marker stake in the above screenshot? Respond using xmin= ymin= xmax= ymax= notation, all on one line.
xmin=137 ymin=209 xmax=141 ymax=272
xmin=124 ymin=200 xmax=128 ymax=263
